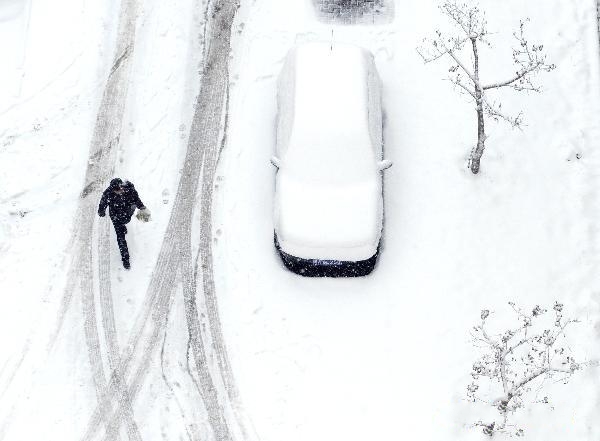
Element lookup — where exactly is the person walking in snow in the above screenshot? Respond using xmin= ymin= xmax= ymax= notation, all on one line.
xmin=98 ymin=178 xmax=151 ymax=269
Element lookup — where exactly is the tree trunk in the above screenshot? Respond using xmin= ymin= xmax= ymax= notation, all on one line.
xmin=469 ymin=36 xmax=486 ymax=174
xmin=470 ymin=100 xmax=485 ymax=174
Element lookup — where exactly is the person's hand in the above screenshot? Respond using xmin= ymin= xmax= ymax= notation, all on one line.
xmin=98 ymin=210 xmax=105 ymax=217
xmin=136 ymin=208 xmax=151 ymax=222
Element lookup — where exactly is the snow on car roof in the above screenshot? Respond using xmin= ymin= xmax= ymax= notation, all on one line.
xmin=274 ymin=42 xmax=384 ymax=259
xmin=281 ymin=42 xmax=378 ymax=184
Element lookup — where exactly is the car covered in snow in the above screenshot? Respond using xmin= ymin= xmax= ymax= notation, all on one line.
xmin=271 ymin=42 xmax=392 ymax=277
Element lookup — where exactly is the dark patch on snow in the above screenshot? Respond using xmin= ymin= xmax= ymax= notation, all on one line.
xmin=80 ymin=180 xmax=97 ymax=198
xmin=110 ymin=45 xmax=131 ymax=77
xmin=312 ymin=0 xmax=394 ymax=25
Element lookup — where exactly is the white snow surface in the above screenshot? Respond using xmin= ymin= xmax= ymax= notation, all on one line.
xmin=217 ymin=0 xmax=600 ymax=440
xmin=0 ymin=0 xmax=205 ymax=439
xmin=275 ymin=42 xmax=383 ymax=260
xmin=0 ymin=0 xmax=599 ymax=441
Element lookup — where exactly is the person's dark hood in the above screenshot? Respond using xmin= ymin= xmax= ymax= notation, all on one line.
xmin=109 ymin=178 xmax=123 ymax=190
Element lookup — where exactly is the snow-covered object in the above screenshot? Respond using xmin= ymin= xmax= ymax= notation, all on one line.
xmin=274 ymin=42 xmax=387 ymax=262
xmin=136 ymin=207 xmax=152 ymax=222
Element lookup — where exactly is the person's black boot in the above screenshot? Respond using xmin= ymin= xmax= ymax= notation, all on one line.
xmin=123 ymin=259 xmax=130 ymax=270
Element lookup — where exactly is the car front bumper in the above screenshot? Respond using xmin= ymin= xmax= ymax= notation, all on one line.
xmin=274 ymin=235 xmax=378 ymax=277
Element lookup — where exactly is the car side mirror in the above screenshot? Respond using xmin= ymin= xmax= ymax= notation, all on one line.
xmin=378 ymin=159 xmax=393 ymax=171
xmin=270 ymin=156 xmax=281 ymax=168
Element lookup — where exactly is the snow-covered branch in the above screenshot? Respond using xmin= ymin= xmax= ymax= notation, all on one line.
xmin=468 ymin=302 xmax=590 ymax=437
xmin=449 ymin=76 xmax=476 ymax=98
xmin=417 ymin=1 xmax=555 ymax=174
xmin=482 ymin=19 xmax=555 ymax=92
xmin=440 ymin=1 xmax=487 ymax=40
xmin=483 ymin=97 xmax=523 ymax=128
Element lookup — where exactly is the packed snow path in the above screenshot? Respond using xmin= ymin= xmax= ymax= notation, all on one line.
xmin=53 ymin=0 xmax=142 ymax=439
xmin=53 ymin=1 xmax=244 ymax=441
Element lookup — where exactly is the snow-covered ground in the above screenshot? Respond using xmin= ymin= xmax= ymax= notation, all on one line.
xmin=0 ymin=3 xmax=113 ymax=437
xmin=0 ymin=0 xmax=206 ymax=439
xmin=216 ymin=0 xmax=600 ymax=440
xmin=0 ymin=0 xmax=599 ymax=440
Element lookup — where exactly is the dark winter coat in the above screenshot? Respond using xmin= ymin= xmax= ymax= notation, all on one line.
xmin=98 ymin=180 xmax=146 ymax=225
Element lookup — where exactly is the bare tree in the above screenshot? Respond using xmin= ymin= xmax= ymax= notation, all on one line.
xmin=417 ymin=1 xmax=555 ymax=174
xmin=468 ymin=302 xmax=592 ymax=437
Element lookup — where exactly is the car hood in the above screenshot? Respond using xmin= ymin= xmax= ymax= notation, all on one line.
xmin=274 ymin=172 xmax=383 ymax=261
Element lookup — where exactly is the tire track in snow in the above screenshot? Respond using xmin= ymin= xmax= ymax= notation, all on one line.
xmin=54 ymin=0 xmax=142 ymax=438
xmin=80 ymin=1 xmax=245 ymax=440
xmin=80 ymin=209 xmax=113 ymax=437
xmin=79 ymin=194 xmax=182 ymax=441
xmin=98 ymin=221 xmax=142 ymax=441
xmin=177 ymin=0 xmax=245 ymax=438
xmin=198 ymin=90 xmax=237 ymax=407
xmin=180 ymin=1 xmax=250 ymax=439
xmin=196 ymin=76 xmax=252 ymax=441
xmin=182 ymin=205 xmax=232 ymax=441
xmin=159 ymin=309 xmax=201 ymax=441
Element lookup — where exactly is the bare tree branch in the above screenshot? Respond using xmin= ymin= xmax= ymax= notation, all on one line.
xmin=417 ymin=32 xmax=469 ymax=64
xmin=482 ymin=19 xmax=555 ymax=91
xmin=482 ymin=97 xmax=523 ymax=128
xmin=417 ymin=2 xmax=556 ymax=174
xmin=449 ymin=76 xmax=476 ymax=98
xmin=468 ymin=302 xmax=589 ymax=437
xmin=448 ymin=47 xmax=481 ymax=88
